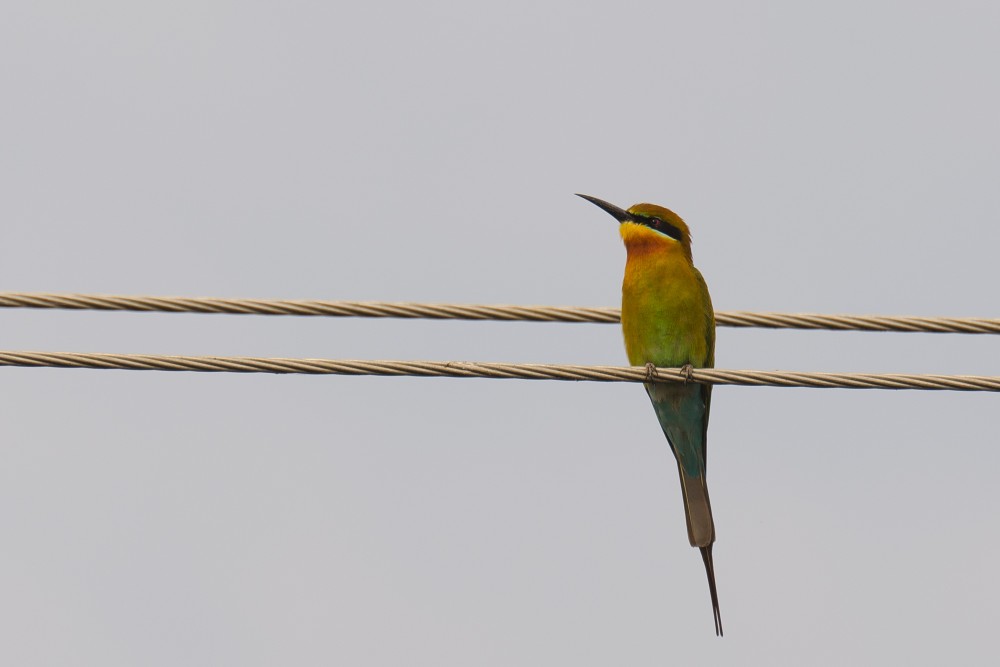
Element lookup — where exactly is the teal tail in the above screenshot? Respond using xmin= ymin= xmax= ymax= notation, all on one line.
xmin=647 ymin=383 xmax=722 ymax=636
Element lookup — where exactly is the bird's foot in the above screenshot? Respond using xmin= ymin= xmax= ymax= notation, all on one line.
xmin=680 ymin=364 xmax=695 ymax=384
xmin=644 ymin=362 xmax=658 ymax=382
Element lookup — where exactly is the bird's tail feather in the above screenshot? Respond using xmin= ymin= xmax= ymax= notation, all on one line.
xmin=676 ymin=466 xmax=715 ymax=547
xmin=700 ymin=544 xmax=723 ymax=637
xmin=677 ymin=465 xmax=722 ymax=636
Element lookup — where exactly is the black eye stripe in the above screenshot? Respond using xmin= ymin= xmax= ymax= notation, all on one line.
xmin=636 ymin=215 xmax=683 ymax=242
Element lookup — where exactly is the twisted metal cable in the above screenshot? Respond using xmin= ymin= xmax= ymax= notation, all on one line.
xmin=1 ymin=351 xmax=997 ymax=391
xmin=0 ymin=292 xmax=620 ymax=323
xmin=1 ymin=292 xmax=997 ymax=333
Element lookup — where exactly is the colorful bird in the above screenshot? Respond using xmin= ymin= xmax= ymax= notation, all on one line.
xmin=578 ymin=194 xmax=722 ymax=636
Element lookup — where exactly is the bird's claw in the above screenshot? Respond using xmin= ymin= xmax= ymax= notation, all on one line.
xmin=645 ymin=362 xmax=658 ymax=382
xmin=680 ymin=364 xmax=695 ymax=384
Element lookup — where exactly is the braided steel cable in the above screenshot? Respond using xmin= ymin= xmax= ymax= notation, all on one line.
xmin=1 ymin=351 xmax=998 ymax=391
xmin=1 ymin=292 xmax=998 ymax=333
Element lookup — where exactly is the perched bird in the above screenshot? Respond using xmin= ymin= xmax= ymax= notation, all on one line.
xmin=578 ymin=194 xmax=722 ymax=636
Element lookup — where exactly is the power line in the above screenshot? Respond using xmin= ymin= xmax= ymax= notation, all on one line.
xmin=1 ymin=351 xmax=997 ymax=391
xmin=1 ymin=292 xmax=997 ymax=334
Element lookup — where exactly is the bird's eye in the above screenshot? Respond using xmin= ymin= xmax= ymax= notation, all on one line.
xmin=644 ymin=216 xmax=684 ymax=242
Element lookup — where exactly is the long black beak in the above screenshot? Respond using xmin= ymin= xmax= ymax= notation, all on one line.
xmin=576 ymin=194 xmax=633 ymax=223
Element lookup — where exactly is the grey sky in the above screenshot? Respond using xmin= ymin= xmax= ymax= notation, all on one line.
xmin=2 ymin=1 xmax=999 ymax=664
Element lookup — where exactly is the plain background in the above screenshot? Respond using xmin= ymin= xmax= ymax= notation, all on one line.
xmin=2 ymin=1 xmax=999 ymax=664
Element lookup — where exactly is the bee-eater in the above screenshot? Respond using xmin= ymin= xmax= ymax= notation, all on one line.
xmin=578 ymin=193 xmax=721 ymax=636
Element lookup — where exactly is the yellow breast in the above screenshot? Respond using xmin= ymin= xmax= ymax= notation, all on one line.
xmin=619 ymin=222 xmax=713 ymax=368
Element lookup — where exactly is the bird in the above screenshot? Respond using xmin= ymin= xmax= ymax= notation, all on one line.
xmin=577 ymin=193 xmax=722 ymax=636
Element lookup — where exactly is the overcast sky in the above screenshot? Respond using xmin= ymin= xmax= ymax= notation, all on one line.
xmin=2 ymin=1 xmax=999 ymax=665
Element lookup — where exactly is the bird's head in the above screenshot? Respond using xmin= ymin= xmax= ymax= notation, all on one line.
xmin=576 ymin=194 xmax=693 ymax=261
